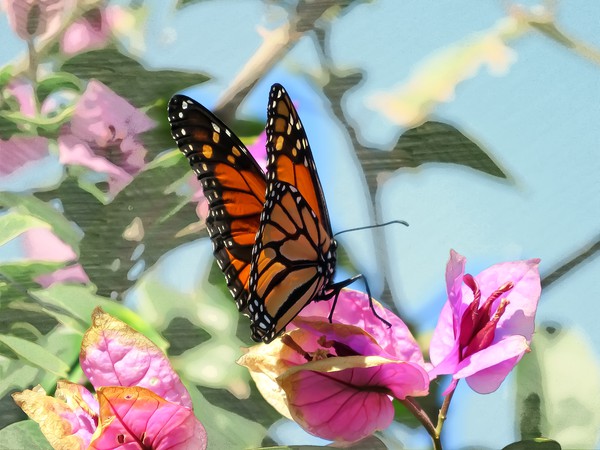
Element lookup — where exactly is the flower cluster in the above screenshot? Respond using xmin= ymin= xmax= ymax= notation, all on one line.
xmin=240 ymin=250 xmax=541 ymax=444
xmin=13 ymin=308 xmax=207 ymax=449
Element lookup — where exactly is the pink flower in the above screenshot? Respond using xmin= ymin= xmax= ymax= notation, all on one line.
xmin=13 ymin=308 xmax=207 ymax=449
xmin=61 ymin=7 xmax=111 ymax=55
xmin=0 ymin=136 xmax=50 ymax=176
xmin=6 ymin=78 xmax=37 ymax=117
xmin=246 ymin=130 xmax=267 ymax=171
xmin=188 ymin=175 xmax=209 ymax=220
xmin=3 ymin=0 xmax=66 ymax=40
xmin=0 ymin=214 xmax=88 ymax=286
xmin=428 ymin=250 xmax=541 ymax=394
xmin=35 ymin=264 xmax=89 ymax=288
xmin=4 ymin=77 xmax=75 ymax=119
xmin=238 ymin=290 xmax=429 ymax=444
xmin=20 ymin=227 xmax=77 ymax=262
xmin=58 ymin=80 xmax=155 ymax=200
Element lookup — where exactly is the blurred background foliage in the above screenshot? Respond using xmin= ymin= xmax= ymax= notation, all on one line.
xmin=0 ymin=0 xmax=598 ymax=448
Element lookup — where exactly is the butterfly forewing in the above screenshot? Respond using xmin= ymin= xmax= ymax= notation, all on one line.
xmin=168 ymin=95 xmax=266 ymax=310
xmin=265 ymin=84 xmax=333 ymax=237
xmin=248 ymin=181 xmax=335 ymax=343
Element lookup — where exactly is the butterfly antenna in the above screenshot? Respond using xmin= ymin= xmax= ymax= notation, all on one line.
xmin=333 ymin=220 xmax=408 ymax=238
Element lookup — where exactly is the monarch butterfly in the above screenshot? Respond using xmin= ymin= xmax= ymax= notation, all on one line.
xmin=168 ymin=84 xmax=375 ymax=343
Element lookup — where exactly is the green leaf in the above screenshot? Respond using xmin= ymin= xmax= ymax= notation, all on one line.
xmin=0 ymin=335 xmax=70 ymax=377
xmin=29 ymin=284 xmax=168 ymax=351
xmin=502 ymin=438 xmax=562 ymax=450
xmin=0 ymin=64 xmax=14 ymax=89
xmin=391 ymin=399 xmax=421 ymax=427
xmin=0 ymin=211 xmax=50 ymax=247
xmin=144 ymin=149 xmax=184 ymax=171
xmin=61 ymin=47 xmax=210 ymax=108
xmin=36 ymin=72 xmax=83 ymax=104
xmin=187 ymin=384 xmax=266 ymax=449
xmin=0 ymin=262 xmax=66 ymax=285
xmin=0 ymin=361 xmax=39 ymax=397
xmin=0 ymin=113 xmax=21 ymax=140
xmin=0 ymin=420 xmax=52 ymax=450
xmin=0 ymin=193 xmax=82 ymax=254
xmin=374 ymin=121 xmax=507 ymax=178
xmin=175 ymin=0 xmax=208 ymax=8
xmin=37 ymin=327 xmax=82 ymax=389
xmin=516 ymin=324 xmax=600 ymax=448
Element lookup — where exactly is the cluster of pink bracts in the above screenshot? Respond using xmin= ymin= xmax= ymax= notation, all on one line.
xmin=14 ymin=250 xmax=540 ymax=448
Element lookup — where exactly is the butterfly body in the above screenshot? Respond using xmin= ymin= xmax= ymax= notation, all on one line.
xmin=168 ymin=84 xmax=339 ymax=343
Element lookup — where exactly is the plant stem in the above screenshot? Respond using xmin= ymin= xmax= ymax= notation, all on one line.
xmin=26 ymin=39 xmax=38 ymax=83
xmin=400 ymin=397 xmax=439 ymax=448
xmin=431 ymin=387 xmax=456 ymax=449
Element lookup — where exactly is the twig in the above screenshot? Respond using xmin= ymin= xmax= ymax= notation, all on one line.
xmin=214 ymin=0 xmax=338 ymax=120
xmin=400 ymin=397 xmax=437 ymax=441
xmin=541 ymin=234 xmax=600 ymax=289
xmin=214 ymin=23 xmax=302 ymax=120
xmin=434 ymin=388 xmax=455 ymax=446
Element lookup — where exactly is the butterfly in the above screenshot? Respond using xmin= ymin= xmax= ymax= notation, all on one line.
xmin=168 ymin=83 xmax=374 ymax=343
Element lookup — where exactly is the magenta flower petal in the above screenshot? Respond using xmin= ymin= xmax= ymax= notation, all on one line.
xmin=298 ymin=289 xmax=425 ymax=364
xmin=279 ymin=356 xmax=429 ymax=443
xmin=0 ymin=136 xmax=50 ymax=176
xmin=61 ymin=8 xmax=110 ymax=55
xmin=3 ymin=0 xmax=66 ymax=40
xmin=35 ymin=264 xmax=90 ymax=288
xmin=455 ymin=335 xmax=529 ymax=393
xmin=446 ymin=249 xmax=467 ymax=324
xmin=246 ymin=130 xmax=267 ymax=170
xmin=286 ymin=370 xmax=394 ymax=443
xmin=429 ymin=301 xmax=457 ymax=369
xmin=59 ymin=80 xmax=155 ymax=197
xmin=69 ymin=80 xmax=154 ymax=146
xmin=240 ymin=293 xmax=429 ymax=444
xmin=6 ymin=79 xmax=36 ymax=117
xmin=474 ymin=258 xmax=541 ymax=342
xmin=58 ymin=133 xmax=134 ymax=193
xmin=429 ymin=250 xmax=541 ymax=393
xmin=12 ymin=381 xmax=98 ymax=449
xmin=89 ymin=386 xmax=207 ymax=450
xmin=80 ymin=308 xmax=192 ymax=408
xmin=20 ymin=227 xmax=77 ymax=262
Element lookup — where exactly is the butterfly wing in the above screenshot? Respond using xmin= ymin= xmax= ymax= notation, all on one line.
xmin=265 ymin=83 xmax=333 ymax=236
xmin=248 ymin=181 xmax=336 ymax=343
xmin=168 ymin=95 xmax=266 ymax=310
xmin=248 ymin=84 xmax=337 ymax=343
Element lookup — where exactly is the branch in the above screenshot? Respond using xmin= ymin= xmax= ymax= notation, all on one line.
xmin=214 ymin=0 xmax=339 ymax=120
xmin=541 ymin=234 xmax=600 ymax=289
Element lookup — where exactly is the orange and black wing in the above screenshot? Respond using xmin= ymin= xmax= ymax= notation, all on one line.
xmin=248 ymin=181 xmax=336 ymax=343
xmin=264 ymin=83 xmax=333 ymax=237
xmin=247 ymin=84 xmax=337 ymax=343
xmin=168 ymin=95 xmax=266 ymax=310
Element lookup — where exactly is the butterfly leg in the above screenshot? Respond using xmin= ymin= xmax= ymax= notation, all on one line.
xmin=323 ymin=275 xmax=392 ymax=328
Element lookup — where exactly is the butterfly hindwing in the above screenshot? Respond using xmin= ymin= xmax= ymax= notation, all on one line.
xmin=168 ymin=95 xmax=266 ymax=310
xmin=248 ymin=181 xmax=336 ymax=343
